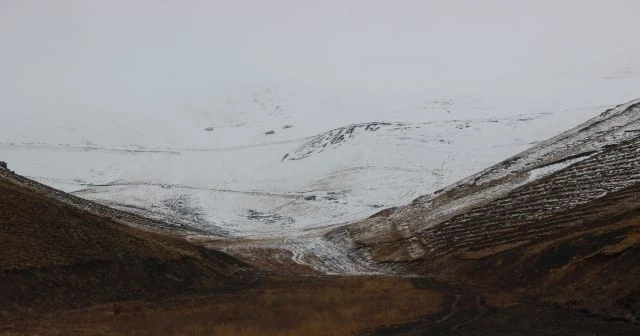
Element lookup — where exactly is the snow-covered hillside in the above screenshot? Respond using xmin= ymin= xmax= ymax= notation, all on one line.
xmin=2 ymin=89 xmax=636 ymax=238
xmin=3 ymin=0 xmax=640 ymax=243
xmin=332 ymin=98 xmax=640 ymax=268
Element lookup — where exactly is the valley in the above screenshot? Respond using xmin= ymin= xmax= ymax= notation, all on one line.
xmin=2 ymin=100 xmax=640 ymax=335
xmin=3 ymin=1 xmax=640 ymax=334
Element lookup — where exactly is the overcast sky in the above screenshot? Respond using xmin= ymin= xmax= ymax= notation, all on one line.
xmin=2 ymin=0 xmax=639 ymax=127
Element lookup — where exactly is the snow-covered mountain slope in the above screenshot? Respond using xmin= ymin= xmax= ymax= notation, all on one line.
xmin=332 ymin=98 xmax=640 ymax=265
xmin=1 ymin=93 xmax=618 ymax=238
xmin=318 ymin=99 xmax=640 ymax=320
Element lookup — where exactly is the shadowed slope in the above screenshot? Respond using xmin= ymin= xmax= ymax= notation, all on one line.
xmin=0 ymin=170 xmax=254 ymax=319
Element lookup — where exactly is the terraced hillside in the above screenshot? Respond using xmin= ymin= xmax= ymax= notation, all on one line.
xmin=330 ymin=99 xmax=640 ymax=320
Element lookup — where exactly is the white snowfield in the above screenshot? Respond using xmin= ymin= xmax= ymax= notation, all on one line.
xmin=3 ymin=93 xmax=640 ymax=274
xmin=3 ymin=90 xmax=630 ymax=238
xmin=3 ymin=0 xmax=640 ymax=275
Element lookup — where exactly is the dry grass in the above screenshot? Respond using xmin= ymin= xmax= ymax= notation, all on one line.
xmin=7 ymin=276 xmax=444 ymax=336
xmin=0 ymin=176 xmax=254 ymax=321
xmin=0 ymin=179 xmax=203 ymax=271
xmin=599 ymin=229 xmax=640 ymax=255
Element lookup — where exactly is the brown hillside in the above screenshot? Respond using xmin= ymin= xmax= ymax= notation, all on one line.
xmin=0 ymin=171 xmax=254 ymax=319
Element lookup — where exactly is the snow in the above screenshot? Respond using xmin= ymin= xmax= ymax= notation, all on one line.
xmin=382 ymin=98 xmax=640 ymax=235
xmin=2 ymin=1 xmax=640 ymax=274
xmin=527 ymin=155 xmax=593 ymax=181
xmin=2 ymin=92 xmax=640 ymax=240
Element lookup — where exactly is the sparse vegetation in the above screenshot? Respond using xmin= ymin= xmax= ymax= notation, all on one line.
xmin=8 ymin=276 xmax=443 ymax=336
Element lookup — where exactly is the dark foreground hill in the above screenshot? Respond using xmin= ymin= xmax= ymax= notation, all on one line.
xmin=0 ymin=168 xmax=255 ymax=320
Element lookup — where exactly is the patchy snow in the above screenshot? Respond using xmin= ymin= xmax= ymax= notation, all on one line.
xmin=527 ymin=154 xmax=594 ymax=181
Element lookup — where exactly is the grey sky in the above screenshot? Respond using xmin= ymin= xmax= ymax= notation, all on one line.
xmin=2 ymin=0 xmax=639 ymax=123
